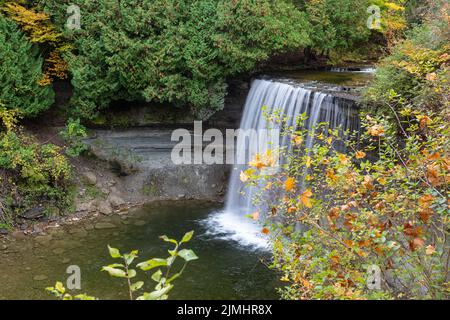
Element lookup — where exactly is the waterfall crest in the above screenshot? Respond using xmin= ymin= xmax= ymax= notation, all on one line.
xmin=204 ymin=78 xmax=360 ymax=250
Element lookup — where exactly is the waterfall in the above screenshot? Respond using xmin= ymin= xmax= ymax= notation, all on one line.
xmin=203 ymin=78 xmax=360 ymax=250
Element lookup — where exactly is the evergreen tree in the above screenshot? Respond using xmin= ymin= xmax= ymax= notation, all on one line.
xmin=42 ymin=0 xmax=311 ymax=119
xmin=0 ymin=14 xmax=54 ymax=117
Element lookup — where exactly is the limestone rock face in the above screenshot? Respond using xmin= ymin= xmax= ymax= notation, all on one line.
xmin=84 ymin=129 xmax=231 ymax=204
xmin=98 ymin=201 xmax=113 ymax=215
xmin=82 ymin=171 xmax=97 ymax=185
xmin=108 ymin=194 xmax=125 ymax=208
xmin=76 ymin=200 xmax=97 ymax=213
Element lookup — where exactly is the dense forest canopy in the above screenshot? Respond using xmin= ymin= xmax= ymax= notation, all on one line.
xmin=1 ymin=0 xmax=406 ymax=118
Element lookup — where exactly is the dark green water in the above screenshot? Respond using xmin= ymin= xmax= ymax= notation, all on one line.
xmin=270 ymin=69 xmax=374 ymax=87
xmin=0 ymin=201 xmax=279 ymax=300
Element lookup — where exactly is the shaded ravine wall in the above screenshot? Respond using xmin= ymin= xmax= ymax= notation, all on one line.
xmin=42 ymin=78 xmax=361 ymax=217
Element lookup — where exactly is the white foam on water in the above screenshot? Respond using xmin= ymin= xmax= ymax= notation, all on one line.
xmin=201 ymin=210 xmax=269 ymax=251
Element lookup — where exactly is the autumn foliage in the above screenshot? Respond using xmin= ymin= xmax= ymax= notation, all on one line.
xmin=1 ymin=1 xmax=69 ymax=84
xmin=244 ymin=108 xmax=449 ymax=299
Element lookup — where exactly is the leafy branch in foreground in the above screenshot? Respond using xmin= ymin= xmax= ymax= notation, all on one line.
xmin=46 ymin=231 xmax=198 ymax=300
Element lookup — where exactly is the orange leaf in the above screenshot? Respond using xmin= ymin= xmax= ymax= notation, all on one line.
xmin=261 ymin=227 xmax=270 ymax=235
xmin=368 ymin=125 xmax=385 ymax=137
xmin=292 ymin=135 xmax=303 ymax=146
xmin=426 ymin=165 xmax=441 ymax=187
xmin=343 ymin=239 xmax=354 ymax=248
xmin=328 ymin=207 xmax=340 ymax=220
xmin=285 ymin=177 xmax=296 ymax=192
xmin=418 ymin=194 xmax=434 ymax=209
xmin=419 ymin=208 xmax=433 ymax=223
xmin=409 ymin=238 xmax=425 ymax=251
xmin=300 ymin=189 xmax=313 ymax=208
xmin=425 ymin=245 xmax=436 ymax=255
xmin=299 ymin=276 xmax=313 ymax=290
xmin=326 ymin=169 xmax=338 ymax=183
xmin=362 ymin=175 xmax=375 ymax=190
xmin=355 ymin=151 xmax=366 ymax=159
xmin=418 ymin=115 xmax=432 ymax=129
xmin=330 ymin=255 xmax=340 ymax=264
xmin=427 ymin=152 xmax=441 ymax=161
xmin=287 ymin=206 xmax=297 ymax=213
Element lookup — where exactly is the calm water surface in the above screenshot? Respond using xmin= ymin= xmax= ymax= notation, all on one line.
xmin=0 ymin=201 xmax=279 ymax=300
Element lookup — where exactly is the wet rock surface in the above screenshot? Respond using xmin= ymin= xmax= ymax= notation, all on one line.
xmin=83 ymin=129 xmax=229 ymax=209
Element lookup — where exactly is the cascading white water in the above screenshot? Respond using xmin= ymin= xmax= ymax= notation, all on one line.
xmin=203 ymin=78 xmax=359 ymax=250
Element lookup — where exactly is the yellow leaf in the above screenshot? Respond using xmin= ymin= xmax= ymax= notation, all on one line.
xmin=239 ymin=171 xmax=249 ymax=182
xmin=385 ymin=2 xmax=405 ymax=11
xmin=249 ymin=154 xmax=264 ymax=169
xmin=338 ymin=153 xmax=349 ymax=165
xmin=305 ymin=156 xmax=312 ymax=168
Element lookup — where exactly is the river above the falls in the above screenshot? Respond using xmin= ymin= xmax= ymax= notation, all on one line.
xmin=0 ymin=201 xmax=279 ymax=300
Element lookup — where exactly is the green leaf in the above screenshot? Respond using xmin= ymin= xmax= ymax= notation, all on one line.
xmin=180 ymin=230 xmax=194 ymax=244
xmin=55 ymin=281 xmax=65 ymax=294
xmin=136 ymin=285 xmax=173 ymax=300
xmin=130 ymin=281 xmax=144 ymax=292
xmin=101 ymin=266 xmax=127 ymax=278
xmin=167 ymin=256 xmax=176 ymax=266
xmin=137 ymin=258 xmax=168 ymax=271
xmin=159 ymin=235 xmax=178 ymax=245
xmin=107 ymin=245 xmax=121 ymax=259
xmin=106 ymin=263 xmax=124 ymax=268
xmin=178 ymin=249 xmax=199 ymax=262
xmin=166 ymin=272 xmax=181 ymax=284
xmin=123 ymin=251 xmax=139 ymax=265
xmin=127 ymin=269 xmax=137 ymax=278
xmin=74 ymin=294 xmax=97 ymax=300
xmin=151 ymin=269 xmax=163 ymax=283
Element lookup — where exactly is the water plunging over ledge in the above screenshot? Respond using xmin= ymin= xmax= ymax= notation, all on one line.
xmin=204 ymin=78 xmax=360 ymax=250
